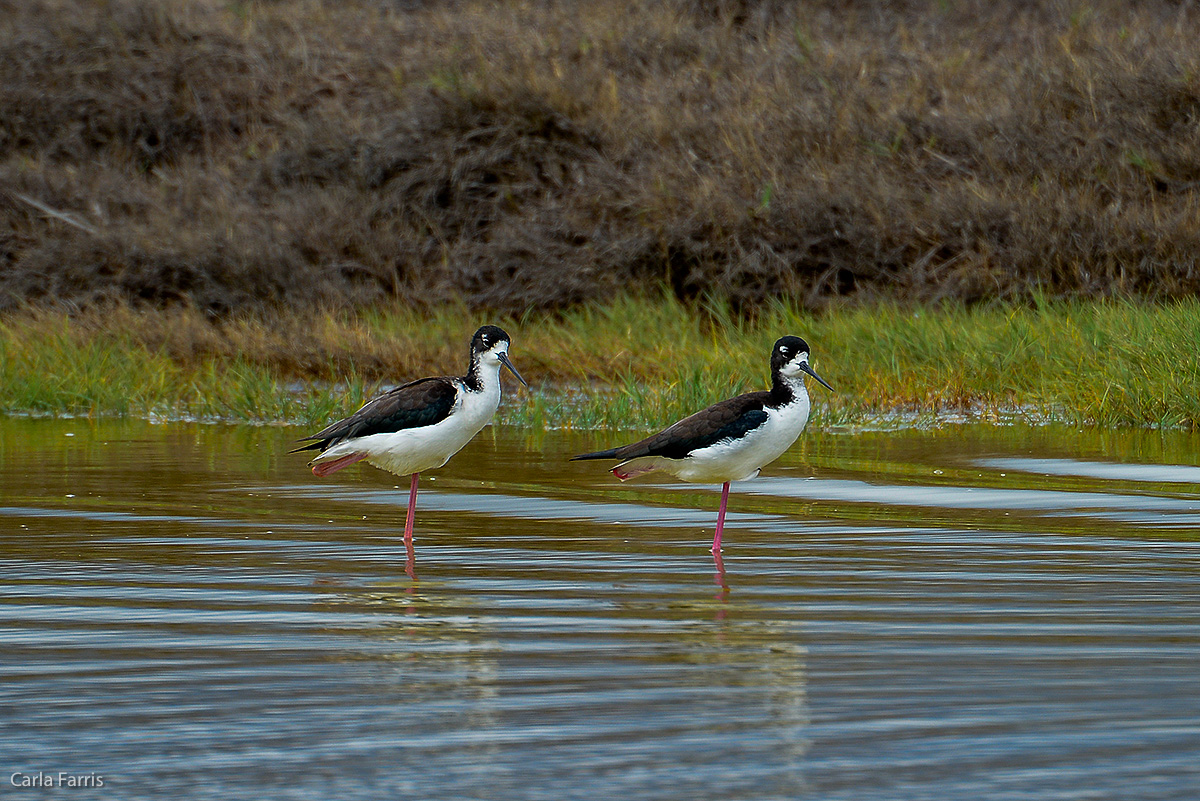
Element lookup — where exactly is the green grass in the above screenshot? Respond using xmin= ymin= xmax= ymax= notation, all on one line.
xmin=0 ymin=296 xmax=1197 ymax=431
xmin=0 ymin=318 xmax=341 ymax=427
xmin=505 ymin=294 xmax=1200 ymax=431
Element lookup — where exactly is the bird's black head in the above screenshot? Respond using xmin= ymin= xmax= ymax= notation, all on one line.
xmin=467 ymin=324 xmax=527 ymax=389
xmin=471 ymin=325 xmax=511 ymax=355
xmin=771 ymin=336 xmax=811 ymax=374
xmin=771 ymin=335 xmax=834 ymax=393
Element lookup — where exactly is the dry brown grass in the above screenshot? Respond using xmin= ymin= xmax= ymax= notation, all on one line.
xmin=3 ymin=0 xmax=1199 ymax=317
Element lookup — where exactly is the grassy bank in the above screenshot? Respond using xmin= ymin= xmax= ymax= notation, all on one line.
xmin=1 ymin=297 xmax=1196 ymax=431
xmin=4 ymin=0 xmax=1200 ymax=315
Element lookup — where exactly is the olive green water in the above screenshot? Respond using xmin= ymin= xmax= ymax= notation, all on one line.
xmin=2 ymin=418 xmax=1198 ymax=800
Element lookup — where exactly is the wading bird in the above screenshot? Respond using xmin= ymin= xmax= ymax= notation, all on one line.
xmin=571 ymin=336 xmax=833 ymax=556
xmin=292 ymin=326 xmax=527 ymax=550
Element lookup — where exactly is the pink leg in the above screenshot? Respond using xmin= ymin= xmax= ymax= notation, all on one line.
xmin=403 ymin=472 xmax=420 ymax=546
xmin=311 ymin=452 xmax=368 ymax=477
xmin=713 ymin=549 xmax=729 ymax=618
xmin=711 ymin=481 xmax=730 ymax=554
xmin=712 ymin=548 xmax=727 ymax=578
xmin=404 ymin=536 xmax=417 ymax=581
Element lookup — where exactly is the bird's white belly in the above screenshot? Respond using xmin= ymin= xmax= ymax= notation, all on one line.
xmin=356 ymin=420 xmax=482 ymax=476
xmin=671 ymin=398 xmax=810 ymax=483
xmin=319 ymin=385 xmax=499 ymax=477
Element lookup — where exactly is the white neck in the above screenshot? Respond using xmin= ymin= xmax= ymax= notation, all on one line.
xmin=784 ymin=372 xmax=809 ymax=397
xmin=472 ymin=359 xmax=504 ymax=394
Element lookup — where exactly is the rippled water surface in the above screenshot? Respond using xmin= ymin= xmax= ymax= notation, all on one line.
xmin=2 ymin=418 xmax=1199 ymax=800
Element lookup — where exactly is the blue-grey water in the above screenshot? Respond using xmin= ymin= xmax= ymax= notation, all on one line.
xmin=1 ymin=418 xmax=1198 ymax=800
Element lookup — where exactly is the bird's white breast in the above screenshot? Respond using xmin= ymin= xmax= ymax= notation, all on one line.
xmin=326 ymin=377 xmax=502 ymax=477
xmin=671 ymin=390 xmax=811 ymax=483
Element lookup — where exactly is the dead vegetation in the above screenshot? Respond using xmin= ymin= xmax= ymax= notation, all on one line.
xmin=2 ymin=0 xmax=1199 ymax=317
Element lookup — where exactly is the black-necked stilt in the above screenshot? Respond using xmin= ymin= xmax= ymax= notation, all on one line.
xmin=571 ymin=335 xmax=833 ymax=555
xmin=292 ymin=325 xmax=527 ymax=549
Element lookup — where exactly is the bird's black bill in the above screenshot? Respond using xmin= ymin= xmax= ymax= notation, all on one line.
xmin=801 ymin=361 xmax=835 ymax=392
xmin=498 ymin=352 xmax=529 ymax=388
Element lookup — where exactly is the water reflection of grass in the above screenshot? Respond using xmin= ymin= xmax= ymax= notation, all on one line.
xmin=0 ymin=296 xmax=1197 ymax=429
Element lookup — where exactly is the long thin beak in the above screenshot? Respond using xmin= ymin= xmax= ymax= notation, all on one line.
xmin=498 ymin=352 xmax=529 ymax=388
xmin=800 ymin=361 xmax=835 ymax=392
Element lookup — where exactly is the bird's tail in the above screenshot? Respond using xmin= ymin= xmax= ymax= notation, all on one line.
xmin=569 ymin=448 xmax=622 ymax=461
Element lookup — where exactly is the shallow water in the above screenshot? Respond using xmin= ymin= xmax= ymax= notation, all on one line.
xmin=1 ymin=418 xmax=1198 ymax=800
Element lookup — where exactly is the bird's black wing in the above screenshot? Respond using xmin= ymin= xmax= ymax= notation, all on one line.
xmin=572 ymin=392 xmax=770 ymax=461
xmin=290 ymin=377 xmax=458 ymax=454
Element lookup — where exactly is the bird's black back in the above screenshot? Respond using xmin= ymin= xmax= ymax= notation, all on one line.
xmin=290 ymin=377 xmax=458 ymax=454
xmin=572 ymin=391 xmax=771 ymax=462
